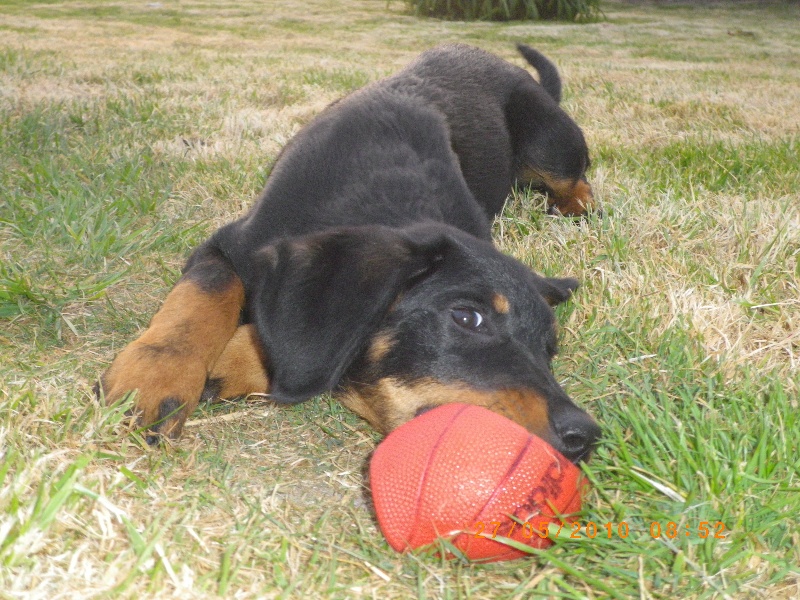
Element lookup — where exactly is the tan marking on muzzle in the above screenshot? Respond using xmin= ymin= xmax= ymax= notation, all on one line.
xmin=545 ymin=177 xmax=595 ymax=216
xmin=339 ymin=378 xmax=552 ymax=443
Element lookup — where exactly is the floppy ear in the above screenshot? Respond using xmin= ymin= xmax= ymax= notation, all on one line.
xmin=535 ymin=275 xmax=579 ymax=307
xmin=250 ymin=226 xmax=447 ymax=404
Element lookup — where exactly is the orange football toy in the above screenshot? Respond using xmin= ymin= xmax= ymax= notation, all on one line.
xmin=370 ymin=403 xmax=583 ymax=562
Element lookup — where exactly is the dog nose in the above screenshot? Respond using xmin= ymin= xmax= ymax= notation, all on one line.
xmin=553 ymin=412 xmax=601 ymax=463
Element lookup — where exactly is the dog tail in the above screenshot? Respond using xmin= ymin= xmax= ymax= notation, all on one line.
xmin=516 ymin=44 xmax=562 ymax=104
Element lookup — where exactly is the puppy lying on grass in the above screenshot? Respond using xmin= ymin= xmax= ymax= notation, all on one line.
xmin=98 ymin=44 xmax=600 ymax=463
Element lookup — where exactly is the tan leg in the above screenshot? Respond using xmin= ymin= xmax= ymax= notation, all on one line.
xmin=98 ymin=269 xmax=244 ymax=441
xmin=205 ymin=324 xmax=270 ymax=400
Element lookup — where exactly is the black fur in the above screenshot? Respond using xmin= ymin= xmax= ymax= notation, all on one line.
xmin=384 ymin=44 xmax=592 ymax=216
xmin=515 ymin=44 xmax=562 ymax=102
xmin=182 ymin=248 xmax=240 ymax=294
xmin=186 ymin=44 xmax=600 ymax=461
xmin=250 ymin=225 xmax=451 ymax=403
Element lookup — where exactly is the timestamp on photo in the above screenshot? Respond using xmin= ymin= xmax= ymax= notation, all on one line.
xmin=649 ymin=521 xmax=727 ymax=540
xmin=471 ymin=520 xmax=728 ymax=541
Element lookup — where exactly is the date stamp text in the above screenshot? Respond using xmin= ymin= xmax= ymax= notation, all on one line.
xmin=472 ymin=521 xmax=728 ymax=541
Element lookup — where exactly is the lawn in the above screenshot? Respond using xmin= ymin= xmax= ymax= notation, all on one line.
xmin=1 ymin=0 xmax=798 ymax=598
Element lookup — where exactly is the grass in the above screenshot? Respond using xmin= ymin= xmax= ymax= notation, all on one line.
xmin=1 ymin=0 xmax=798 ymax=597
xmin=404 ymin=0 xmax=602 ymax=22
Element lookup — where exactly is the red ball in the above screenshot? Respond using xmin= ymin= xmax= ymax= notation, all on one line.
xmin=370 ymin=403 xmax=583 ymax=562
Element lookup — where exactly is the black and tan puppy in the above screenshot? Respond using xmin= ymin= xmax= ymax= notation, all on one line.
xmin=98 ymin=44 xmax=600 ymax=462
xmin=388 ymin=44 xmax=594 ymax=217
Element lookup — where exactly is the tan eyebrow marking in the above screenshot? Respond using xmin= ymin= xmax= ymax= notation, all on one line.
xmin=492 ymin=293 xmax=510 ymax=314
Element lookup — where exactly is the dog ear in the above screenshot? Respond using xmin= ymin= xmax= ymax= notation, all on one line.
xmin=535 ymin=275 xmax=579 ymax=306
xmin=250 ymin=226 xmax=447 ymax=404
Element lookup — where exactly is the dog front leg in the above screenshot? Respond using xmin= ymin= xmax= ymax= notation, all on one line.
xmin=202 ymin=324 xmax=270 ymax=402
xmin=97 ymin=254 xmax=244 ymax=442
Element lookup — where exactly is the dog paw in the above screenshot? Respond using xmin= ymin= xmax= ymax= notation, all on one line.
xmin=96 ymin=341 xmax=206 ymax=444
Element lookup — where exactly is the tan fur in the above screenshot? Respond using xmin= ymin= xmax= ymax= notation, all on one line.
xmin=519 ymin=167 xmax=595 ymax=216
xmin=99 ymin=277 xmax=244 ymax=437
xmin=367 ymin=331 xmax=396 ymax=364
xmin=546 ymin=178 xmax=594 ymax=216
xmin=209 ymin=324 xmax=270 ymax=399
xmin=492 ymin=293 xmax=510 ymax=314
xmin=339 ymin=377 xmax=552 ymax=441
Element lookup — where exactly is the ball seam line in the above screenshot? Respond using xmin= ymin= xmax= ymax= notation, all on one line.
xmin=471 ymin=432 xmax=535 ymax=525
xmin=408 ymin=403 xmax=471 ymax=545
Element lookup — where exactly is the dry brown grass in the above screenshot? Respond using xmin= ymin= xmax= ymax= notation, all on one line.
xmin=1 ymin=0 xmax=798 ymax=597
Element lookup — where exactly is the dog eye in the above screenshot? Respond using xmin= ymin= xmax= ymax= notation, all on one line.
xmin=451 ymin=308 xmax=484 ymax=330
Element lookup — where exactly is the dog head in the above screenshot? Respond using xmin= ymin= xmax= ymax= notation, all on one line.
xmin=506 ymin=72 xmax=594 ymax=217
xmin=250 ymin=223 xmax=600 ymax=462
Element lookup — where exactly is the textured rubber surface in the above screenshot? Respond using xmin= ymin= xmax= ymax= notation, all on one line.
xmin=370 ymin=403 xmax=582 ymax=561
